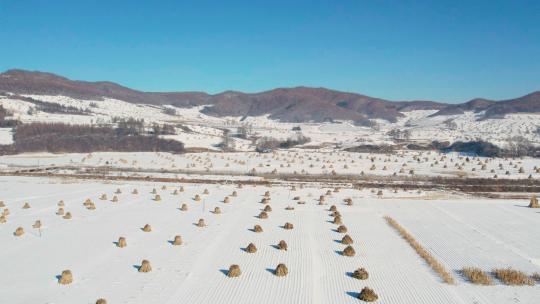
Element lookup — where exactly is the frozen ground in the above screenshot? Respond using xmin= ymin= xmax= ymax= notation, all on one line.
xmin=1 ymin=176 xmax=539 ymax=304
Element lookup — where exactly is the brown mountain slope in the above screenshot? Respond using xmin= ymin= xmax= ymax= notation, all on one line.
xmin=0 ymin=69 xmax=538 ymax=124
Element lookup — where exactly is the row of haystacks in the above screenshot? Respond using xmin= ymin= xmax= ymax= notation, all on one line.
xmin=327 ymin=199 xmax=378 ymax=302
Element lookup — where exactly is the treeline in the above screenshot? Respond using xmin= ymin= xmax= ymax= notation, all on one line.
xmin=346 ymin=140 xmax=540 ymax=158
xmin=255 ymin=134 xmax=311 ymax=152
xmin=14 ymin=95 xmax=91 ymax=115
xmin=0 ymin=122 xmax=184 ymax=155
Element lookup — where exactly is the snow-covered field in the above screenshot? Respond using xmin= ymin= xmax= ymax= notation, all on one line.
xmin=1 ymin=150 xmax=539 ymax=179
xmin=1 ymin=176 xmax=539 ymax=304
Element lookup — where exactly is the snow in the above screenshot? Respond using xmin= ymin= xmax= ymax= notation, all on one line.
xmin=1 ymin=176 xmax=539 ymax=304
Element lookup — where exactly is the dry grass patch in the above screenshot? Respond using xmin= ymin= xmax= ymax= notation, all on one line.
xmin=117 ymin=237 xmax=127 ymax=248
xmin=246 ymin=243 xmax=257 ymax=253
xmin=461 ymin=267 xmax=492 ymax=285
xmin=228 ymin=264 xmax=241 ymax=277
xmin=283 ymin=222 xmax=294 ymax=230
xmin=337 ymin=225 xmax=347 ymax=233
xmin=384 ymin=215 xmax=455 ymax=284
xmin=275 ymin=263 xmax=288 ymax=277
xmin=352 ymin=267 xmax=369 ymax=280
xmin=14 ymin=227 xmax=24 ymax=237
xmin=358 ymin=287 xmax=378 ymax=302
xmin=172 ymin=235 xmax=182 ymax=246
xmin=277 ymin=240 xmax=288 ymax=251
xmin=142 ymin=224 xmax=152 ymax=232
xmin=342 ymin=245 xmax=356 ymax=257
xmin=529 ymin=195 xmax=539 ymax=208
xmin=341 ymin=234 xmax=353 ymax=245
xmin=196 ymin=218 xmax=206 ymax=227
xmin=138 ymin=260 xmax=152 ymax=273
xmin=58 ymin=270 xmax=73 ymax=284
xmin=493 ymin=268 xmax=535 ymax=286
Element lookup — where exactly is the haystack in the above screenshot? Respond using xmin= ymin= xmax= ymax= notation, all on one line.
xmin=0 ymin=201 xmax=4 ymax=207
xmin=264 ymin=205 xmax=272 ymax=212
xmin=132 ymin=189 xmax=139 ymax=194
xmin=232 ymin=191 xmax=238 ymax=197
xmin=138 ymin=260 xmax=152 ymax=272
xmin=14 ymin=227 xmax=24 ymax=236
xmin=56 ymin=208 xmax=65 ymax=216
xmin=333 ymin=216 xmax=342 ymax=225
xmin=343 ymin=245 xmax=356 ymax=256
xmin=115 ymin=188 xmax=122 ymax=194
xmin=258 ymin=211 xmax=268 ymax=219
xmin=203 ymin=189 xmax=209 ymax=194
xmin=253 ymin=225 xmax=263 ymax=232
xmin=58 ymin=200 xmax=65 ymax=207
xmin=278 ymin=240 xmax=288 ymax=250
xmin=223 ymin=197 xmax=230 ymax=204
xmin=96 ymin=299 xmax=107 ymax=304
xmin=112 ymin=196 xmax=119 ymax=203
xmin=214 ymin=207 xmax=222 ymax=214
xmin=246 ymin=243 xmax=257 ymax=253
xmin=172 ymin=235 xmax=182 ymax=246
xmin=58 ymin=270 xmax=73 ymax=284
xmin=264 ymin=191 xmax=270 ymax=197
xmin=0 ymin=215 xmax=6 ymax=223
xmin=3 ymin=208 xmax=9 ymax=216
xmin=329 ymin=205 xmax=337 ymax=212
xmin=227 ymin=264 xmax=241 ymax=277
xmin=117 ymin=237 xmax=127 ymax=248
xmin=352 ymin=268 xmax=369 ymax=280
xmin=142 ymin=224 xmax=152 ymax=232
xmin=529 ymin=195 xmax=539 ymax=208
xmin=285 ymin=206 xmax=294 ymax=210
xmin=283 ymin=222 xmax=294 ymax=230
xmin=151 ymin=188 xmax=157 ymax=194
xmin=337 ymin=225 xmax=347 ymax=233
xmin=341 ymin=234 xmax=353 ymax=244
xmin=194 ymin=194 xmax=201 ymax=201
xmin=180 ymin=203 xmax=188 ymax=211
xmin=32 ymin=220 xmax=42 ymax=229
xmin=275 ymin=264 xmax=288 ymax=277
xmin=154 ymin=194 xmax=161 ymax=201
xmin=22 ymin=202 xmax=31 ymax=209
xmin=358 ymin=287 xmax=378 ymax=302
xmin=63 ymin=212 xmax=72 ymax=219
xmin=196 ymin=218 xmax=206 ymax=227
xmin=100 ymin=194 xmax=108 ymax=200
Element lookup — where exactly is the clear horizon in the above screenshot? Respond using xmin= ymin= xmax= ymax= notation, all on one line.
xmin=1 ymin=0 xmax=539 ymax=103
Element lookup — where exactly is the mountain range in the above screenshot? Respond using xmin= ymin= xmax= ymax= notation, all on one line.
xmin=1 ymin=69 xmax=538 ymax=125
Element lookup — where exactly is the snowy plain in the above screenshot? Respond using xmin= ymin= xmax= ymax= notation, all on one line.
xmin=1 ymin=176 xmax=539 ymax=304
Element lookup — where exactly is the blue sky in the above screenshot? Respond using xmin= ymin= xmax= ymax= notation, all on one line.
xmin=0 ymin=0 xmax=539 ymax=102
